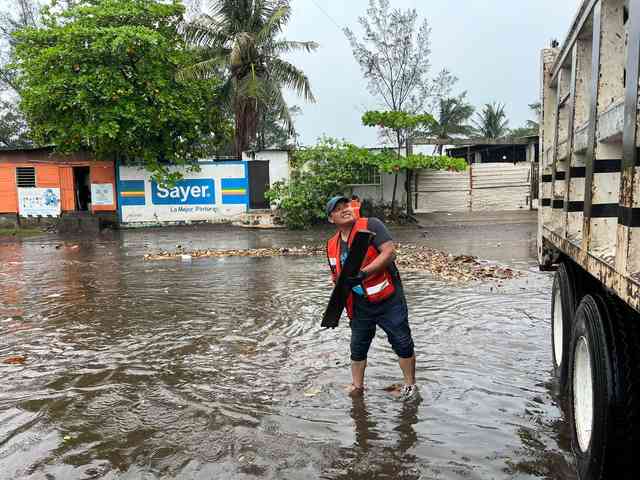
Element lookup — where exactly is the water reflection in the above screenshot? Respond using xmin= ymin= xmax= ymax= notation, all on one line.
xmin=332 ymin=395 xmax=421 ymax=480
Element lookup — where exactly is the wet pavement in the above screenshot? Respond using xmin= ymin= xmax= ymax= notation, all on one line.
xmin=0 ymin=212 xmax=576 ymax=479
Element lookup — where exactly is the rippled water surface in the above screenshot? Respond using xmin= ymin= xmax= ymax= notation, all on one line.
xmin=0 ymin=225 xmax=575 ymax=479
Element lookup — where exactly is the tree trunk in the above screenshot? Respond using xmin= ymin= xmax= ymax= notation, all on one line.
xmin=391 ymin=171 xmax=398 ymax=219
xmin=405 ymin=169 xmax=413 ymax=216
xmin=391 ymin=129 xmax=402 ymax=218
xmin=405 ymin=138 xmax=413 ymax=216
xmin=234 ymin=94 xmax=258 ymax=158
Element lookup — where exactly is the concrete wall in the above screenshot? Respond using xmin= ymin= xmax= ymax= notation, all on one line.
xmin=415 ymin=163 xmax=531 ymax=213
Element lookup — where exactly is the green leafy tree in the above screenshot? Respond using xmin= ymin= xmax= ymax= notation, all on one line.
xmin=430 ymin=92 xmax=475 ymax=154
xmin=13 ymin=0 xmax=228 ymax=181
xmin=472 ymin=102 xmax=509 ymax=139
xmin=362 ymin=110 xmax=435 ymax=217
xmin=181 ymin=0 xmax=316 ymax=157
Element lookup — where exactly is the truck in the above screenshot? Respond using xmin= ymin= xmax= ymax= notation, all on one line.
xmin=539 ymin=1 xmax=640 ymax=478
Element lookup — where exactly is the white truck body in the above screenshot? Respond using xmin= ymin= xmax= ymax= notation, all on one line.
xmin=540 ymin=1 xmax=640 ymax=478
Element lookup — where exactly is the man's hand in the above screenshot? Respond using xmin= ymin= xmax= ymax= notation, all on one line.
xmin=345 ymin=270 xmax=368 ymax=288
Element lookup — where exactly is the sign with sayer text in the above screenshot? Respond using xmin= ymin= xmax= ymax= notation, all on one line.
xmin=151 ymin=179 xmax=215 ymax=205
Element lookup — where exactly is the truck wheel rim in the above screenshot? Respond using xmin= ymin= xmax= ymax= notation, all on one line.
xmin=553 ymin=287 xmax=563 ymax=367
xmin=573 ymin=336 xmax=593 ymax=452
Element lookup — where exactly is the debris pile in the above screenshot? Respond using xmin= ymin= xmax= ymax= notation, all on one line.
xmin=144 ymin=243 xmax=520 ymax=283
xmin=144 ymin=245 xmax=323 ymax=261
xmin=394 ymin=243 xmax=519 ymax=282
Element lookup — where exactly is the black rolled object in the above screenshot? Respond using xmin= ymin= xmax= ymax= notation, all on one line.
xmin=321 ymin=230 xmax=375 ymax=329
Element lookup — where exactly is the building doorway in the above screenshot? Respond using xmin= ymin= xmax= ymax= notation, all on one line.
xmin=248 ymin=161 xmax=270 ymax=210
xmin=73 ymin=166 xmax=91 ymax=211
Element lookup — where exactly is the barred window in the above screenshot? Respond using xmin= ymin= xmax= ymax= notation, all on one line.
xmin=16 ymin=167 xmax=36 ymax=188
xmin=350 ymin=165 xmax=381 ymax=185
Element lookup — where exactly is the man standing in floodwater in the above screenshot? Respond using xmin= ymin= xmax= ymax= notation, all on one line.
xmin=325 ymin=195 xmax=417 ymax=401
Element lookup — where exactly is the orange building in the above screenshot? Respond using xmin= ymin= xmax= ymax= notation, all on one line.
xmin=0 ymin=147 xmax=116 ymax=221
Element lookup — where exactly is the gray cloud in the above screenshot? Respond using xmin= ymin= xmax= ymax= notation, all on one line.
xmin=283 ymin=0 xmax=577 ymax=146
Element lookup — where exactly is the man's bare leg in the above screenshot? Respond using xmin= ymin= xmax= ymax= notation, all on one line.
xmin=390 ymin=354 xmax=416 ymax=396
xmin=399 ymin=354 xmax=416 ymax=385
xmin=348 ymin=360 xmax=367 ymax=396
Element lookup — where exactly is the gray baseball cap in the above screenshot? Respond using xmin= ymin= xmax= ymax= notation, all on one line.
xmin=326 ymin=195 xmax=349 ymax=216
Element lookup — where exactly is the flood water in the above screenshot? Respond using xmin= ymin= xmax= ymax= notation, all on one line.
xmin=0 ymin=223 xmax=576 ymax=479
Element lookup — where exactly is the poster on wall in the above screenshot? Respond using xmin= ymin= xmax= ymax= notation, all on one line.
xmin=91 ymin=183 xmax=114 ymax=206
xmin=18 ymin=187 xmax=61 ymax=217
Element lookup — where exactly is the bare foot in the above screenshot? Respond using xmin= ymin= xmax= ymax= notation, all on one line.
xmin=383 ymin=383 xmax=403 ymax=397
xmin=346 ymin=384 xmax=364 ymax=397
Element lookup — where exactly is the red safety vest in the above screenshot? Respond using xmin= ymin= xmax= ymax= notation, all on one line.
xmin=350 ymin=200 xmax=361 ymax=219
xmin=326 ymin=217 xmax=396 ymax=319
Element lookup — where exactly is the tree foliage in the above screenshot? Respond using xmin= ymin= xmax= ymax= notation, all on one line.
xmin=181 ymin=0 xmax=316 ymax=156
xmin=266 ymin=137 xmax=466 ymax=229
xmin=0 ymin=98 xmax=30 ymax=147
xmin=345 ymin=0 xmax=456 ymax=147
xmin=0 ymin=0 xmax=39 ymax=92
xmin=362 ymin=110 xmax=435 ymax=132
xmin=510 ymin=102 xmax=541 ymax=138
xmin=345 ymin=0 xmax=432 ymax=115
xmin=257 ymin=103 xmax=300 ymax=150
xmin=362 ymin=109 xmax=435 ymax=216
xmin=13 ymin=0 xmax=229 ymax=181
xmin=0 ymin=0 xmax=40 ymax=147
xmin=472 ymin=102 xmax=509 ymax=139
xmin=430 ymin=92 xmax=475 ymax=154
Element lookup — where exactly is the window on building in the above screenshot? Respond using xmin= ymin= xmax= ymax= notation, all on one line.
xmin=16 ymin=167 xmax=36 ymax=188
xmin=350 ymin=165 xmax=381 ymax=185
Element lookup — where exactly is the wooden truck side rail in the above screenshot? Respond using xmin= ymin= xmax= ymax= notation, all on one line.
xmin=538 ymin=0 xmax=640 ymax=315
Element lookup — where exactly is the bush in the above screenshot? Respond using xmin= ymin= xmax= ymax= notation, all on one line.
xmin=265 ymin=138 xmax=370 ymax=229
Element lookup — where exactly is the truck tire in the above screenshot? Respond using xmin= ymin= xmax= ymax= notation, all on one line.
xmin=551 ymin=262 xmax=581 ymax=395
xmin=569 ymin=294 xmax=640 ymax=480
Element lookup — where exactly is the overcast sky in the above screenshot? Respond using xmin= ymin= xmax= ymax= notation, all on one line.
xmin=281 ymin=0 xmax=578 ymax=147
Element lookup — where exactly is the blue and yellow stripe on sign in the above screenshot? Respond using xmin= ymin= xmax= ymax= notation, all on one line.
xmin=119 ymin=180 xmax=146 ymax=206
xmin=221 ymin=177 xmax=249 ymax=205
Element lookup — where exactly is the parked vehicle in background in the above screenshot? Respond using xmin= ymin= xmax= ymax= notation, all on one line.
xmin=539 ymin=1 xmax=640 ymax=478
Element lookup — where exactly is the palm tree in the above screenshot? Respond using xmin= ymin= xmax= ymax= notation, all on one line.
xmin=431 ymin=93 xmax=474 ymax=154
xmin=510 ymin=102 xmax=541 ymax=138
xmin=180 ymin=0 xmax=316 ymax=156
xmin=472 ymin=102 xmax=509 ymax=139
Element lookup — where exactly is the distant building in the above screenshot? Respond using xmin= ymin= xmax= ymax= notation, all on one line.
xmin=0 ymin=147 xmax=116 ymax=229
xmin=446 ymin=136 xmax=539 ymax=164
xmin=0 ymin=146 xmax=291 ymax=230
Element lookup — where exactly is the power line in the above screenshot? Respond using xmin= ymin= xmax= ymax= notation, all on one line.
xmin=309 ymin=0 xmax=343 ymax=32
